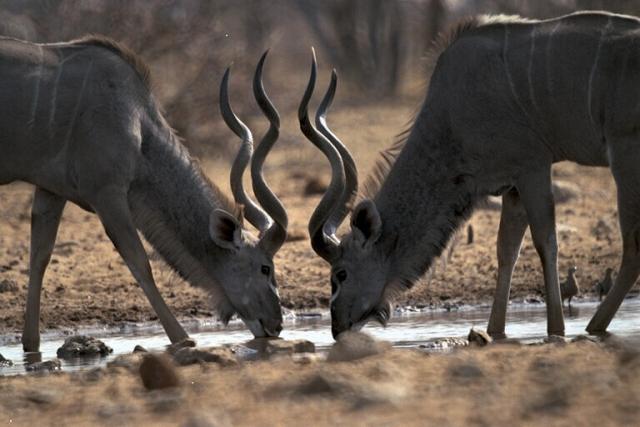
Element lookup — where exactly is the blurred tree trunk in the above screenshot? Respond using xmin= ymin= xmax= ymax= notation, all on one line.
xmin=298 ymin=0 xmax=405 ymax=96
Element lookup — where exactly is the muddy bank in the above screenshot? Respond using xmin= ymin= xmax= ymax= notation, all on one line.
xmin=1 ymin=339 xmax=638 ymax=426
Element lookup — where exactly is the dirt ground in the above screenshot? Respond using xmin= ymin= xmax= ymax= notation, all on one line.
xmin=1 ymin=338 xmax=639 ymax=426
xmin=0 ymin=101 xmax=635 ymax=334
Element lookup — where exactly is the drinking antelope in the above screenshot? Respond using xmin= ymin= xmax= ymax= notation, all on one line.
xmin=0 ymin=35 xmax=287 ymax=351
xmin=300 ymin=11 xmax=640 ymax=339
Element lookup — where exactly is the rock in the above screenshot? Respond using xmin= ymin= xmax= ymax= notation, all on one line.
xmin=468 ymin=328 xmax=492 ymax=346
xmin=25 ymin=359 xmax=61 ymax=372
xmin=448 ymin=362 xmax=484 ymax=380
xmin=327 ymin=331 xmax=391 ymax=362
xmin=0 ymin=278 xmax=18 ymax=293
xmin=107 ymin=353 xmax=144 ymax=373
xmin=139 ymin=353 xmax=180 ymax=390
xmin=293 ymin=372 xmax=345 ymax=396
xmin=172 ymin=347 xmax=237 ymax=367
xmin=571 ymin=335 xmax=601 ymax=343
xmin=83 ymin=367 xmax=105 ymax=382
xmin=303 ymin=177 xmax=328 ymax=196
xmin=133 ymin=345 xmax=148 ymax=353
xmin=146 ymin=388 xmax=184 ymax=413
xmin=245 ymin=338 xmax=315 ymax=356
xmin=0 ymin=353 xmax=13 ymax=367
xmin=552 ymin=180 xmax=580 ymax=204
xmin=166 ymin=337 xmax=196 ymax=355
xmin=544 ymin=335 xmax=569 ymax=345
xmin=419 ymin=337 xmax=469 ymax=350
xmin=292 ymin=353 xmax=324 ymax=364
xmin=56 ymin=335 xmax=112 ymax=358
xmin=285 ymin=229 xmax=307 ymax=242
xmin=23 ymin=389 xmax=59 ymax=405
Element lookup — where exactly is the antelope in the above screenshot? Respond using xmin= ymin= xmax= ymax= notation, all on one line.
xmin=300 ymin=11 xmax=640 ymax=339
xmin=0 ymin=35 xmax=287 ymax=352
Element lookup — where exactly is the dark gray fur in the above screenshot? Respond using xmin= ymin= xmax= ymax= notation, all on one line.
xmin=0 ymin=35 xmax=283 ymax=350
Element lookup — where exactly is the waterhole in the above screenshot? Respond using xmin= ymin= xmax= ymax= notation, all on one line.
xmin=0 ymin=298 xmax=638 ymax=376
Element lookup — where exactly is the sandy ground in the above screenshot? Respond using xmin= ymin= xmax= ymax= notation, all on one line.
xmin=1 ymin=337 xmax=639 ymax=426
xmin=0 ymin=102 xmax=636 ymax=334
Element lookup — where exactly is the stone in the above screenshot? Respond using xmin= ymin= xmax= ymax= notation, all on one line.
xmin=245 ymin=338 xmax=315 ymax=357
xmin=292 ymin=353 xmax=324 ymax=364
xmin=0 ymin=278 xmax=18 ymax=293
xmin=552 ymin=180 xmax=580 ymax=204
xmin=107 ymin=353 xmax=144 ymax=373
xmin=166 ymin=337 xmax=196 ymax=355
xmin=543 ymin=335 xmax=569 ymax=345
xmin=25 ymin=359 xmax=61 ymax=372
xmin=0 ymin=353 xmax=13 ymax=367
xmin=448 ymin=362 xmax=484 ymax=380
xmin=468 ymin=328 xmax=493 ymax=346
xmin=327 ymin=331 xmax=391 ymax=362
xmin=139 ymin=353 xmax=180 ymax=390
xmin=56 ymin=335 xmax=112 ymax=358
xmin=23 ymin=389 xmax=59 ymax=405
xmin=419 ymin=337 xmax=469 ymax=350
xmin=172 ymin=347 xmax=237 ymax=367
xmin=303 ymin=177 xmax=328 ymax=195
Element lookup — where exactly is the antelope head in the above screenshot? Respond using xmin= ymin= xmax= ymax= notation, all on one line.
xmin=217 ymin=51 xmax=287 ymax=337
xmin=299 ymin=51 xmax=392 ymax=339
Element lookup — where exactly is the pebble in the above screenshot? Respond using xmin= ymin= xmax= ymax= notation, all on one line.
xmin=544 ymin=335 xmax=569 ymax=345
xmin=23 ymin=389 xmax=59 ymax=405
xmin=56 ymin=335 xmax=113 ymax=358
xmin=245 ymin=338 xmax=315 ymax=356
xmin=468 ymin=328 xmax=493 ymax=346
xmin=0 ymin=278 xmax=18 ymax=293
xmin=166 ymin=337 xmax=196 ymax=355
xmin=172 ymin=347 xmax=238 ymax=367
xmin=107 ymin=353 xmax=145 ymax=373
xmin=25 ymin=359 xmax=61 ymax=372
xmin=133 ymin=345 xmax=148 ymax=353
xmin=327 ymin=331 xmax=391 ymax=362
xmin=0 ymin=353 xmax=13 ymax=367
xmin=139 ymin=353 xmax=181 ymax=390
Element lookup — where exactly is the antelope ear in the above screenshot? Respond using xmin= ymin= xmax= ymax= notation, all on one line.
xmin=209 ymin=209 xmax=243 ymax=251
xmin=351 ymin=199 xmax=382 ymax=248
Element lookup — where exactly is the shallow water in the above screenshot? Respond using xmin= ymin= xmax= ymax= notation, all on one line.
xmin=1 ymin=298 xmax=638 ymax=376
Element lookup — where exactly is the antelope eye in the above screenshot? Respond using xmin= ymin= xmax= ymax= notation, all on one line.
xmin=335 ymin=270 xmax=347 ymax=283
xmin=261 ymin=265 xmax=271 ymax=276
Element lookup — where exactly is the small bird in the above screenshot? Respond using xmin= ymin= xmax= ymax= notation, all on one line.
xmin=594 ymin=268 xmax=614 ymax=301
xmin=560 ymin=266 xmax=579 ymax=306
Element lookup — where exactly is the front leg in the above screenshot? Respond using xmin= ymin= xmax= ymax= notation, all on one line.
xmin=487 ymin=187 xmax=528 ymax=339
xmin=22 ymin=188 xmax=66 ymax=352
xmin=90 ymin=186 xmax=189 ymax=344
xmin=516 ymin=168 xmax=565 ymax=336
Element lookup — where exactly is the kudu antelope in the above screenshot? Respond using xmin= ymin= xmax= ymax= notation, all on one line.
xmin=0 ymin=35 xmax=287 ymax=351
xmin=300 ymin=11 xmax=640 ymax=339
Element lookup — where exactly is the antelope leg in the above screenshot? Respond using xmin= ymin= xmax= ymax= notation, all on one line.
xmin=587 ymin=152 xmax=640 ymax=334
xmin=487 ymin=187 xmax=528 ymax=339
xmin=22 ymin=187 xmax=66 ymax=352
xmin=517 ymin=169 xmax=565 ymax=336
xmin=91 ymin=187 xmax=188 ymax=344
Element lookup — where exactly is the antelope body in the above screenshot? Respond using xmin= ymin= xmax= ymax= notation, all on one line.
xmin=301 ymin=11 xmax=640 ymax=338
xmin=0 ymin=35 xmax=287 ymax=351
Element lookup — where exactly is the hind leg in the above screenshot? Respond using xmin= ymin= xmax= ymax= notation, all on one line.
xmin=487 ymin=188 xmax=529 ymax=339
xmin=587 ymin=147 xmax=640 ymax=334
xmin=22 ymin=188 xmax=66 ymax=352
xmin=516 ymin=167 xmax=565 ymax=336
